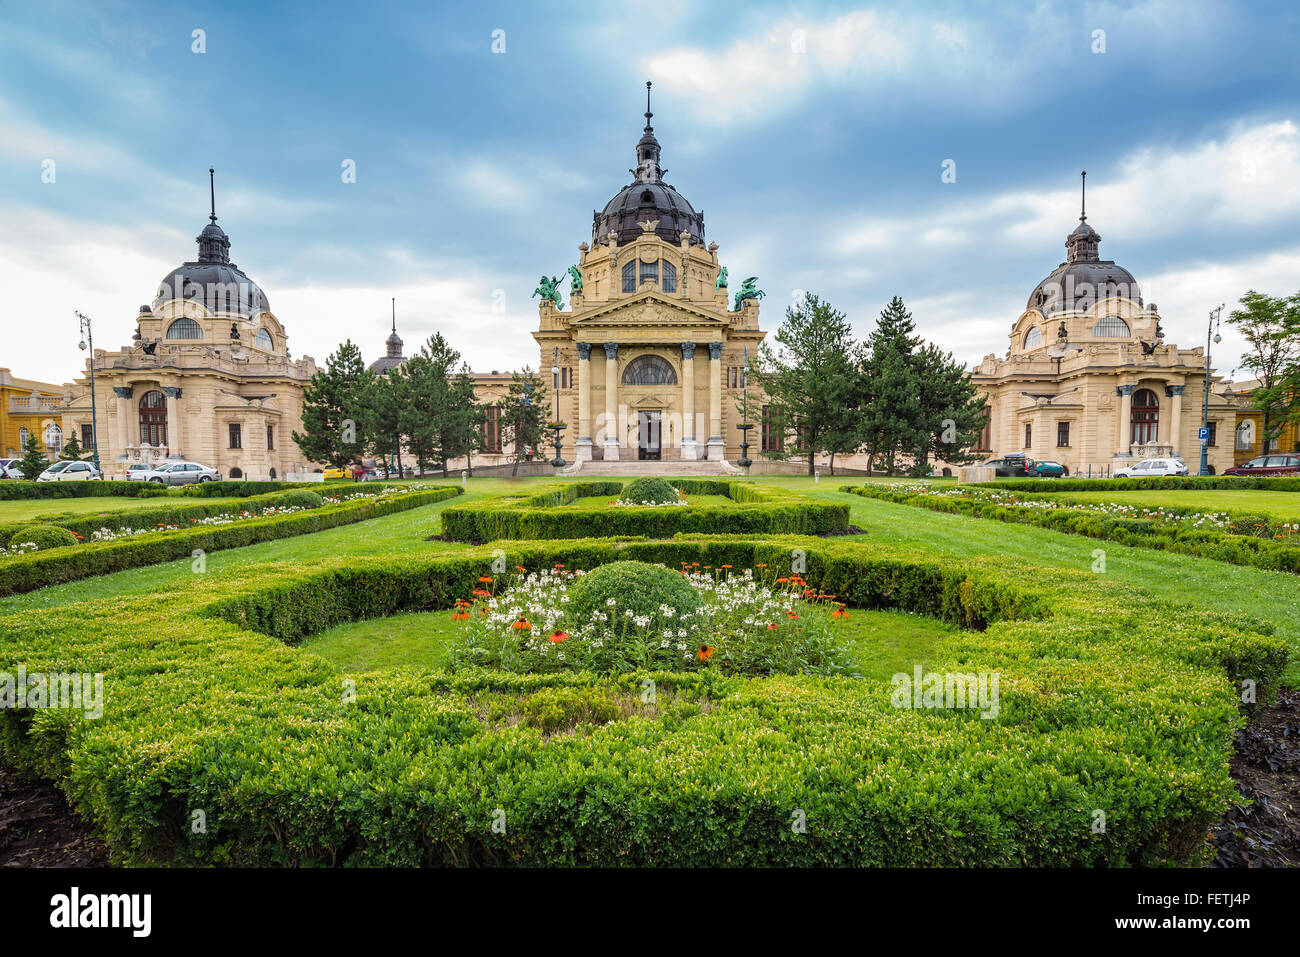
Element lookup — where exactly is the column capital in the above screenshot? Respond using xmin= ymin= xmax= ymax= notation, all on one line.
xmin=1164 ymin=384 xmax=1185 ymax=396
xmin=112 ymin=386 xmax=134 ymax=399
xmin=708 ymin=341 xmax=724 ymax=360
xmin=1116 ymin=384 xmax=1135 ymax=396
xmin=162 ymin=387 xmax=183 ymax=399
xmin=603 ymin=341 xmax=619 ymax=359
xmin=576 ymin=342 xmax=592 ymax=360
xmin=680 ymin=341 xmax=696 ymax=359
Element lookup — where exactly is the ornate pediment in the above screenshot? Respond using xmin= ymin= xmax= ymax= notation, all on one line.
xmin=569 ymin=291 xmax=727 ymax=329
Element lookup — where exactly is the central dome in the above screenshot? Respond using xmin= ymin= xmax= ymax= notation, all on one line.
xmin=592 ymin=82 xmax=705 ymax=247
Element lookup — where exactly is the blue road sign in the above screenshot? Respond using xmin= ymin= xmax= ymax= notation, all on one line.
xmin=1198 ymin=427 xmax=1210 ymax=440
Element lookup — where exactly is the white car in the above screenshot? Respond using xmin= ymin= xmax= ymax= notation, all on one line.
xmin=1114 ymin=457 xmax=1189 ymax=479
xmin=37 ymin=460 xmax=101 ymax=481
xmin=0 ymin=458 xmax=24 ymax=479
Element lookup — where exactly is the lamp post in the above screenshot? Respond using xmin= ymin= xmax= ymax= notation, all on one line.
xmin=74 ymin=310 xmax=101 ymax=474
xmin=551 ymin=346 xmax=566 ymax=468
xmin=1199 ymin=304 xmax=1224 ymax=477
xmin=736 ymin=345 xmax=753 ymax=468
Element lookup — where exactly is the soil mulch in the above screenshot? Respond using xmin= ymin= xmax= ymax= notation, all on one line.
xmin=0 ymin=765 xmax=109 ymax=868
xmin=1209 ymin=688 xmax=1300 ymax=867
xmin=1 ymin=692 xmax=1296 ymax=868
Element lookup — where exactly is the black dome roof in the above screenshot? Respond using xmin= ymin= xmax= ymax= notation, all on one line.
xmin=1026 ymin=217 xmax=1140 ymax=315
xmin=592 ymin=82 xmax=705 ymax=247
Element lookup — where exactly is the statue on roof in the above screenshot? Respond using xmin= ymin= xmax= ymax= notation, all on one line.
xmin=532 ymin=275 xmax=564 ymax=310
xmin=733 ymin=276 xmax=764 ymax=310
xmin=714 ymin=266 xmax=728 ymax=290
xmin=567 ymin=265 xmax=583 ymax=295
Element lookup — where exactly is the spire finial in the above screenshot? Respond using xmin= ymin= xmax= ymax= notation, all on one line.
xmin=209 ymin=167 xmax=217 ymax=223
xmin=1079 ymin=170 xmax=1087 ymax=222
xmin=391 ymin=297 xmax=396 ymax=333
xmin=644 ymin=80 xmax=653 ymax=131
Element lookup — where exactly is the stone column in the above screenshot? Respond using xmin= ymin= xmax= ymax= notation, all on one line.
xmin=602 ymin=342 xmax=619 ymax=462
xmin=680 ymin=342 xmax=697 ymax=460
xmin=706 ymin=341 xmax=724 ymax=461
xmin=163 ymin=386 xmax=183 ymax=457
xmin=1164 ymin=384 xmax=1184 ymax=455
xmin=1116 ymin=384 xmax=1134 ymax=456
xmin=576 ymin=342 xmax=593 ymax=462
xmin=112 ymin=386 xmax=133 ymax=467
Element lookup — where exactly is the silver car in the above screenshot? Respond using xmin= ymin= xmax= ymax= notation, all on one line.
xmin=139 ymin=461 xmax=221 ymax=485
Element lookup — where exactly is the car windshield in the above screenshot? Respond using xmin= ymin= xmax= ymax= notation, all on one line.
xmin=44 ymin=462 xmax=69 ymax=473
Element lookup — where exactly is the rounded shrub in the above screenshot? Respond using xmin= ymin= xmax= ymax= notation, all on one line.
xmin=264 ymin=490 xmax=324 ymax=509
xmin=620 ymin=476 xmax=680 ymax=505
xmin=133 ymin=484 xmax=169 ymax=498
xmin=9 ymin=524 xmax=78 ymax=550
xmin=568 ymin=560 xmax=702 ymax=625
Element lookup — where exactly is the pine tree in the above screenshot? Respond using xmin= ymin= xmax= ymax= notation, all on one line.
xmin=752 ymin=293 xmax=860 ymax=475
xmin=59 ymin=431 xmax=89 ymax=462
xmin=367 ymin=367 xmax=409 ymax=478
xmin=911 ymin=342 xmax=988 ymax=475
xmin=400 ymin=333 xmax=462 ymax=476
xmin=861 ymin=296 xmax=923 ymax=474
xmin=499 ymin=368 xmax=549 ymax=477
xmin=292 ymin=340 xmax=373 ymax=467
xmin=440 ymin=365 xmax=481 ymax=478
xmin=16 ymin=432 xmax=51 ymax=480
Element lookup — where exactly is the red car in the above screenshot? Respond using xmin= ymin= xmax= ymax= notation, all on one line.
xmin=1223 ymin=453 xmax=1300 ymax=476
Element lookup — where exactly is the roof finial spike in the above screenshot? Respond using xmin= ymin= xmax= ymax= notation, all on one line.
xmin=1079 ymin=170 xmax=1087 ymax=222
xmin=644 ymin=80 xmax=653 ymax=131
xmin=209 ymin=167 xmax=217 ymax=223
xmin=391 ymin=297 xmax=396 ymax=333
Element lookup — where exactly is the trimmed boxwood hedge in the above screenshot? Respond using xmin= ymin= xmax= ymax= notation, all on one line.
xmin=0 ymin=486 xmax=461 ymax=596
xmin=0 ymin=480 xmax=146 ymax=500
xmin=0 ymin=534 xmax=1286 ymax=866
xmin=846 ymin=484 xmax=1300 ymax=574
xmin=982 ymin=476 xmax=1300 ymax=493
xmin=441 ymin=480 xmax=850 ymax=541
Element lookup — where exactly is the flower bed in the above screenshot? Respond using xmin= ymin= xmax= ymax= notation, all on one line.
xmin=0 ymin=485 xmax=462 ymax=596
xmin=440 ymin=480 xmax=850 ymax=541
xmin=0 ymin=532 xmax=1286 ymax=866
xmin=844 ymin=483 xmax=1300 ymax=574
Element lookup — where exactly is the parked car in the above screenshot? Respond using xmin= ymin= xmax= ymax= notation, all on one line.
xmin=980 ymin=453 xmax=1032 ymax=477
xmin=124 ymin=463 xmax=155 ymax=481
xmin=1114 ymin=457 xmax=1189 ymax=479
xmin=37 ymin=460 xmax=101 ymax=481
xmin=137 ymin=461 xmax=221 ymax=485
xmin=1222 ymin=453 xmax=1300 ymax=477
xmin=0 ymin=458 xmax=24 ymax=479
xmin=1033 ymin=460 xmax=1067 ymax=478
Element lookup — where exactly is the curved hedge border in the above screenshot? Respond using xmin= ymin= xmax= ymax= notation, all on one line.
xmin=441 ymin=480 xmax=850 ymax=541
xmin=845 ymin=484 xmax=1300 ymax=574
xmin=981 ymin=476 xmax=1300 ymax=493
xmin=0 ymin=535 xmax=1287 ymax=866
xmin=0 ymin=485 xmax=462 ymax=596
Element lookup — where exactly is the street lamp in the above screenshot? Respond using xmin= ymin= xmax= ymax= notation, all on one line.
xmin=736 ymin=345 xmax=753 ymax=468
xmin=74 ymin=310 xmax=102 ymax=474
xmin=551 ymin=346 xmax=566 ymax=468
xmin=1199 ymin=304 xmax=1224 ymax=477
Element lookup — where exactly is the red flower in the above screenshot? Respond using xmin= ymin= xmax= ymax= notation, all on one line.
xmin=549 ymin=631 xmax=569 ymax=644
xmin=767 ymin=623 xmax=780 ymax=630
xmin=697 ymin=645 xmax=715 ymax=661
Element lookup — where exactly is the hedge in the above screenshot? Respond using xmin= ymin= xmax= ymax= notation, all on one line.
xmin=440 ymin=480 xmax=851 ymax=541
xmin=981 ymin=476 xmax=1300 ymax=493
xmin=0 ymin=480 xmax=146 ymax=500
xmin=0 ymin=486 xmax=462 ymax=596
xmin=845 ymin=484 xmax=1300 ymax=574
xmin=0 ymin=534 xmax=1287 ymax=866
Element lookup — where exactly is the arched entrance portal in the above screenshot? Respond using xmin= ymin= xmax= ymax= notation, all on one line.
xmin=139 ymin=390 xmax=167 ymax=446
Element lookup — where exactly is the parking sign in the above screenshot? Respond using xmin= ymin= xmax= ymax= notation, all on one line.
xmin=1198 ymin=427 xmax=1210 ymax=440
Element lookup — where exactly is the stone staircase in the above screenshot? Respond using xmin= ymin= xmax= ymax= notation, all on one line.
xmin=562 ymin=458 xmax=737 ymax=476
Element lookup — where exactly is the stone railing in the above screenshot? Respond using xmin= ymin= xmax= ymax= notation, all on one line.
xmin=8 ymin=395 xmax=65 ymax=414
xmin=1128 ymin=443 xmax=1177 ymax=459
xmin=123 ymin=444 xmax=172 ymax=465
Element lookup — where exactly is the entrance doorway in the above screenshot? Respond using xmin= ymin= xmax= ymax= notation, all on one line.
xmin=637 ymin=411 xmax=662 ymax=460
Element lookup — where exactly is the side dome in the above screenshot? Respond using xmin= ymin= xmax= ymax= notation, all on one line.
xmin=592 ymin=81 xmax=705 ymax=247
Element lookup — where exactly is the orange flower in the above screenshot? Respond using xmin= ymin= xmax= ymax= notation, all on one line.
xmin=786 ymin=611 xmax=799 ymax=619
xmin=549 ymin=631 xmax=569 ymax=644
xmin=512 ymin=618 xmax=531 ymax=631
xmin=554 ymin=563 xmax=565 ymax=569
xmin=478 ymin=575 xmax=493 ymax=583
xmin=776 ymin=577 xmax=789 ymax=583
xmin=515 ymin=565 xmax=526 ymax=572
xmin=472 ymin=588 xmax=489 ymax=597
xmin=697 ymin=644 xmax=715 ymax=661
xmin=451 ymin=611 xmax=471 ymax=620
xmin=830 ymin=607 xmax=849 ymax=620
xmin=767 ymin=623 xmax=780 ymax=630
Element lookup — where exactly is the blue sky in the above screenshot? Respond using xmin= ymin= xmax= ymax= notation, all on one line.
xmin=3 ymin=0 xmax=1300 ymax=383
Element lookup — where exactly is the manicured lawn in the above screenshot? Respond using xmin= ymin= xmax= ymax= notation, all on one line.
xmin=1034 ymin=488 xmax=1300 ymax=521
xmin=301 ymin=603 xmax=958 ymax=682
xmin=0 ymin=494 xmax=244 ymax=522
xmin=559 ymin=493 xmax=733 ymax=509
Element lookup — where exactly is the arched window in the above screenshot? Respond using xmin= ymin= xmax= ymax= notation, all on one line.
xmin=639 ymin=259 xmax=658 ymax=286
xmin=269 ymin=467 xmax=276 ymax=479
xmin=254 ymin=329 xmax=273 ymax=350
xmin=621 ymin=261 xmax=636 ymax=293
xmin=18 ymin=426 xmax=30 ymax=448
xmin=661 ymin=260 xmax=677 ymax=293
xmin=139 ymin=390 xmax=167 ymax=447
xmin=1130 ymin=388 xmax=1159 ymax=445
xmin=640 ymin=190 xmax=654 ymax=205
xmin=229 ymin=467 xmax=242 ymax=479
xmin=621 ymin=355 xmax=677 ymax=386
xmin=1023 ymin=327 xmax=1043 ymax=349
xmin=1236 ymin=420 xmax=1255 ymax=450
xmin=166 ymin=318 xmax=203 ymax=340
xmin=1093 ymin=315 xmax=1130 ymax=337
xmin=43 ymin=422 xmax=62 ymax=455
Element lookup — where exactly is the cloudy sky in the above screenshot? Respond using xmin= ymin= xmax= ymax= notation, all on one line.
xmin=2 ymin=0 xmax=1299 ymax=385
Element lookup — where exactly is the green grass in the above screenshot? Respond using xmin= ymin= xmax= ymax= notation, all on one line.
xmin=301 ymin=603 xmax=958 ymax=682
xmin=0 ymin=494 xmax=244 ymax=522
xmin=558 ymin=493 xmax=733 ymax=509
xmin=1034 ymin=488 xmax=1300 ymax=521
